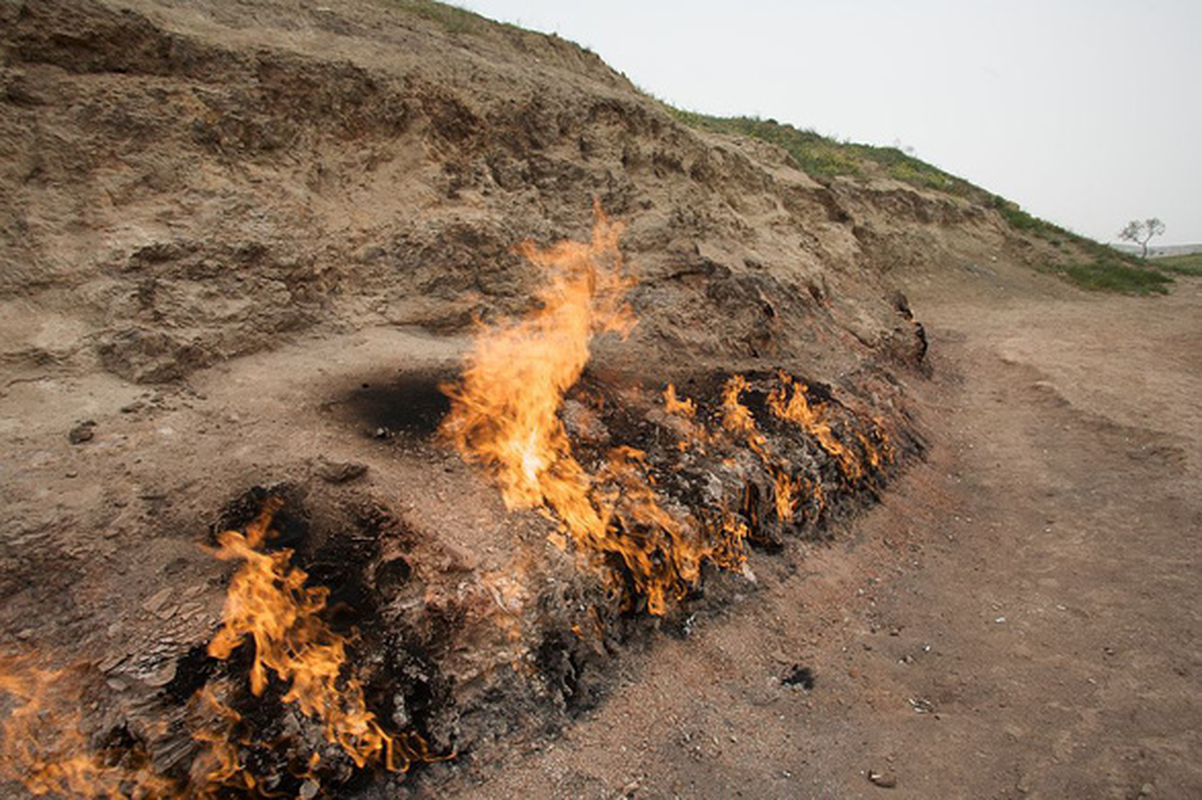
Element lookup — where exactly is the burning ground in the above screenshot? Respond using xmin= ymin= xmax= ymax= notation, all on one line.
xmin=0 ymin=205 xmax=916 ymax=797
xmin=0 ymin=0 xmax=1036 ymax=796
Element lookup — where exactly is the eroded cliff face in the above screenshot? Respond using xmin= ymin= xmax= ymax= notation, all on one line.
xmin=0 ymin=0 xmax=967 ymax=392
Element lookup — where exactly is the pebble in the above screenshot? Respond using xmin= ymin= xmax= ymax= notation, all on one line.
xmin=142 ymin=587 xmax=173 ymax=614
xmin=144 ymin=661 xmax=177 ymax=688
xmin=316 ymin=458 xmax=369 ymax=484
xmin=68 ymin=421 xmax=96 ymax=444
xmin=177 ymin=601 xmax=205 ymax=619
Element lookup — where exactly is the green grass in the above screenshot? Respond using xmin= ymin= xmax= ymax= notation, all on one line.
xmin=663 ymin=109 xmax=984 ymax=197
xmin=382 ymin=0 xmax=489 ymax=34
xmin=1152 ymin=252 xmax=1202 ymax=276
xmin=662 ymin=110 xmax=1157 ymax=279
xmin=1054 ymin=261 xmax=1174 ymax=294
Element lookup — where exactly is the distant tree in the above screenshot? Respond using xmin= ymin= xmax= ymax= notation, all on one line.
xmin=1118 ymin=218 xmax=1166 ymax=259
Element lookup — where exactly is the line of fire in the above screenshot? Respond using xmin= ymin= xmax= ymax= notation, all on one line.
xmin=1 ymin=208 xmax=914 ymax=798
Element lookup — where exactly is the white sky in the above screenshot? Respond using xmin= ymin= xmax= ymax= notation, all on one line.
xmin=458 ymin=0 xmax=1201 ymax=245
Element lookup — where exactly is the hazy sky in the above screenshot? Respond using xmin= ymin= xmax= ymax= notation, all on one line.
xmin=459 ymin=0 xmax=1200 ymax=245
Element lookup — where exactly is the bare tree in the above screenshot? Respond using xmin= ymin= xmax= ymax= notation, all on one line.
xmin=1118 ymin=218 xmax=1166 ymax=259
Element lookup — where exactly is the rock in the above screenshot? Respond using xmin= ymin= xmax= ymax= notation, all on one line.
xmin=142 ymin=587 xmax=173 ymax=614
xmin=144 ymin=660 xmax=178 ymax=688
xmin=68 ymin=420 xmax=96 ymax=444
xmin=782 ymin=665 xmax=815 ymax=689
xmin=867 ymin=769 xmax=897 ymax=788
xmin=177 ymin=601 xmax=205 ymax=619
xmin=316 ymin=457 xmax=369 ymax=484
xmin=96 ymin=328 xmax=208 ymax=384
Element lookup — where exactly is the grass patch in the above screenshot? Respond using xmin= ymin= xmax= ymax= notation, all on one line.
xmin=660 ymin=110 xmax=1130 ymax=257
xmin=1056 ymin=261 xmax=1174 ymax=295
xmin=663 ymin=109 xmax=986 ymax=197
xmin=383 ymin=0 xmax=489 ymax=34
xmin=1153 ymin=252 xmax=1202 ymax=276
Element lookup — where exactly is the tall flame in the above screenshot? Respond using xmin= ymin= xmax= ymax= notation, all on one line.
xmin=441 ymin=209 xmax=747 ymax=614
xmin=441 ymin=206 xmax=635 ymax=519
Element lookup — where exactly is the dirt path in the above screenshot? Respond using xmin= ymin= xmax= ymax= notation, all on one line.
xmin=447 ymin=272 xmax=1202 ymax=799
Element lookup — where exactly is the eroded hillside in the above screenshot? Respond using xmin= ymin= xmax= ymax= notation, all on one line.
xmin=0 ymin=1 xmax=1147 ymax=797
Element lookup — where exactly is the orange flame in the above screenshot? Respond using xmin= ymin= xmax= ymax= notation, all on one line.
xmin=772 ymin=469 xmax=798 ymax=522
xmin=663 ymin=384 xmax=697 ymax=418
xmin=207 ymin=499 xmax=440 ymax=776
xmin=766 ymin=372 xmax=863 ymax=481
xmin=188 ymin=686 xmax=256 ymax=796
xmin=442 ymin=209 xmax=748 ymax=614
xmin=0 ymin=657 xmax=171 ymax=798
xmin=441 ymin=206 xmax=635 ymax=520
xmin=662 ymin=383 xmax=707 ymax=452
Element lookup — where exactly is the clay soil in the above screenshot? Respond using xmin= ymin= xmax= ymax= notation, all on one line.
xmin=448 ymin=264 xmax=1202 ymax=799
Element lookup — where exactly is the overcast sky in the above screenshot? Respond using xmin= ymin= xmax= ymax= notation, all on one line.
xmin=459 ymin=0 xmax=1200 ymax=245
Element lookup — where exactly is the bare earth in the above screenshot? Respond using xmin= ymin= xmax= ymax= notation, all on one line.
xmin=450 ymin=265 xmax=1202 ymax=799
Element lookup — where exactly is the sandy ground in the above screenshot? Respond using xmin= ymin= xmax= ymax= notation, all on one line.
xmin=447 ymin=266 xmax=1202 ymax=799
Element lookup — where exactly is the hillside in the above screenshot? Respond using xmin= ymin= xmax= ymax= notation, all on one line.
xmin=1 ymin=1 xmax=1196 ymax=798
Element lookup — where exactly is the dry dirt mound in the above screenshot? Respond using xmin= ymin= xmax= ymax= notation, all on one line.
xmin=0 ymin=1 xmax=1094 ymax=797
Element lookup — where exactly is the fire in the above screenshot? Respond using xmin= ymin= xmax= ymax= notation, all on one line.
xmin=772 ymin=469 xmax=798 ymax=522
xmin=442 ymin=208 xmax=896 ymax=614
xmin=0 ymin=657 xmax=169 ymax=798
xmin=188 ymin=686 xmax=255 ymax=796
xmin=440 ymin=204 xmax=635 ymax=517
xmin=441 ymin=209 xmax=747 ymax=614
xmin=663 ymin=384 xmax=696 ymax=418
xmin=662 ymin=384 xmax=707 ymax=452
xmin=766 ymin=371 xmax=863 ymax=481
xmin=1 ymin=501 xmax=444 ymax=797
xmin=206 ymin=498 xmax=438 ymax=776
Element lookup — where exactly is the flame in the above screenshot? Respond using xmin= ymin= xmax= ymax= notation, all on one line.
xmin=441 ymin=205 xmax=635 ymax=518
xmin=442 ymin=209 xmax=748 ymax=614
xmin=772 ymin=469 xmax=798 ymax=522
xmin=442 ymin=209 xmax=894 ymax=614
xmin=662 ymin=383 xmax=706 ymax=452
xmin=663 ymin=384 xmax=696 ymax=418
xmin=207 ymin=498 xmax=440 ymax=777
xmin=188 ymin=686 xmax=256 ymax=796
xmin=599 ymin=446 xmax=745 ymax=614
xmin=0 ymin=657 xmax=170 ymax=798
xmin=766 ymin=372 xmax=863 ymax=481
